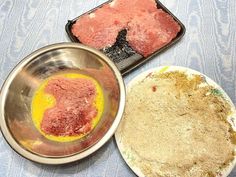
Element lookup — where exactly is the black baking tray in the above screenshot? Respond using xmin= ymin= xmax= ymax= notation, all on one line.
xmin=65 ymin=0 xmax=186 ymax=76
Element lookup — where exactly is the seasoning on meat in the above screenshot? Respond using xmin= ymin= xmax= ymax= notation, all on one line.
xmin=31 ymin=73 xmax=104 ymax=142
xmin=41 ymin=77 xmax=97 ymax=136
xmin=72 ymin=0 xmax=180 ymax=57
xmin=126 ymin=9 xmax=180 ymax=57
xmin=71 ymin=5 xmax=126 ymax=49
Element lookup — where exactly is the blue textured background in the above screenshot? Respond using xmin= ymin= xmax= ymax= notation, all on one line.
xmin=0 ymin=0 xmax=235 ymax=176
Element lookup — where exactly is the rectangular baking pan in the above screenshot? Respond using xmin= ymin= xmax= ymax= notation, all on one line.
xmin=65 ymin=0 xmax=186 ymax=76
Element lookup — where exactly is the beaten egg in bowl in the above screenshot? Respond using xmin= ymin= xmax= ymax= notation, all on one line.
xmin=31 ymin=72 xmax=104 ymax=142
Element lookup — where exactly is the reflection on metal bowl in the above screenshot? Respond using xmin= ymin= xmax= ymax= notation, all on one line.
xmin=0 ymin=43 xmax=125 ymax=165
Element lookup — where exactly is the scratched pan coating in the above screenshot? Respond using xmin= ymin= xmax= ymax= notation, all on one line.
xmin=65 ymin=0 xmax=186 ymax=75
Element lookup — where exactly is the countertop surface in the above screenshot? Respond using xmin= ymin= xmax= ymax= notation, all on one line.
xmin=0 ymin=0 xmax=236 ymax=176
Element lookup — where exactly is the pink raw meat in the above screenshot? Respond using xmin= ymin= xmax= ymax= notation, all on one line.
xmin=41 ymin=77 xmax=97 ymax=136
xmin=127 ymin=9 xmax=181 ymax=57
xmin=71 ymin=0 xmax=181 ymax=56
xmin=72 ymin=4 xmax=126 ymax=49
xmin=110 ymin=0 xmax=157 ymax=17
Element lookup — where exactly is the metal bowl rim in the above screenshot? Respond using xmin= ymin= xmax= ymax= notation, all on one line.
xmin=0 ymin=42 xmax=126 ymax=165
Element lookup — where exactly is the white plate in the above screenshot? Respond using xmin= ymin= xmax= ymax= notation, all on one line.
xmin=115 ymin=66 xmax=236 ymax=177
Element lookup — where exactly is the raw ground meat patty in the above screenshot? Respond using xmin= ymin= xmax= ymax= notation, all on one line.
xmin=126 ymin=9 xmax=181 ymax=57
xmin=71 ymin=0 xmax=180 ymax=57
xmin=72 ymin=4 xmax=126 ymax=49
xmin=41 ymin=77 xmax=97 ymax=136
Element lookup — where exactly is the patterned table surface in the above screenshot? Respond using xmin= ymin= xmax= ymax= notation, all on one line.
xmin=0 ymin=0 xmax=235 ymax=176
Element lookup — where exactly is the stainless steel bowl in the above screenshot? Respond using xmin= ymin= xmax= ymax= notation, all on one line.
xmin=0 ymin=43 xmax=125 ymax=164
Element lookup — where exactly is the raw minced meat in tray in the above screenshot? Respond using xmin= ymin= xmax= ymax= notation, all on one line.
xmin=66 ymin=0 xmax=185 ymax=75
